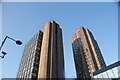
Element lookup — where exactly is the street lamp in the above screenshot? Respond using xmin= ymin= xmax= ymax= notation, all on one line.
xmin=0 ymin=36 xmax=22 ymax=58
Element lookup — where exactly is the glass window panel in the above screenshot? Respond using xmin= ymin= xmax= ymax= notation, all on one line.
xmin=112 ymin=67 xmax=118 ymax=78
xmin=94 ymin=75 xmax=98 ymax=78
xmin=117 ymin=66 xmax=120 ymax=78
xmin=94 ymin=75 xmax=100 ymax=80
xmin=97 ymin=73 xmax=103 ymax=78
xmin=101 ymin=72 xmax=109 ymax=78
xmin=107 ymin=69 xmax=115 ymax=78
xmin=94 ymin=78 xmax=99 ymax=80
xmin=118 ymin=66 xmax=120 ymax=73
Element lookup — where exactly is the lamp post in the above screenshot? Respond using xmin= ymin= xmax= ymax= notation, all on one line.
xmin=0 ymin=36 xmax=22 ymax=58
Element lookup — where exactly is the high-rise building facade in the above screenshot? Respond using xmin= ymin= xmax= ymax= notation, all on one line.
xmin=17 ymin=21 xmax=65 ymax=79
xmin=38 ymin=21 xmax=64 ymax=78
xmin=71 ymin=27 xmax=106 ymax=79
xmin=17 ymin=31 xmax=43 ymax=78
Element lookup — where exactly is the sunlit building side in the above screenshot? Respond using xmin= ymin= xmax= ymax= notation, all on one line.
xmin=71 ymin=27 xmax=106 ymax=79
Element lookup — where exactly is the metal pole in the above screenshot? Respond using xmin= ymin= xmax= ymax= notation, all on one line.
xmin=0 ymin=36 xmax=7 ymax=51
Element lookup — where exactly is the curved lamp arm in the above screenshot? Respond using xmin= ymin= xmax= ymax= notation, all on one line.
xmin=0 ymin=36 xmax=22 ymax=58
xmin=0 ymin=36 xmax=22 ymax=51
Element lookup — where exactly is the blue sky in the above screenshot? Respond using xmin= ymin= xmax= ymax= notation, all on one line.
xmin=1 ymin=2 xmax=118 ymax=78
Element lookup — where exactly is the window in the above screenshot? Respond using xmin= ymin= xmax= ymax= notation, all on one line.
xmin=97 ymin=73 xmax=103 ymax=78
xmin=86 ymin=48 xmax=88 ymax=52
xmin=32 ymin=73 xmax=37 ymax=77
xmin=94 ymin=76 xmax=99 ymax=80
xmin=112 ymin=67 xmax=119 ymax=78
xmin=107 ymin=69 xmax=115 ymax=78
xmin=101 ymin=72 xmax=109 ymax=78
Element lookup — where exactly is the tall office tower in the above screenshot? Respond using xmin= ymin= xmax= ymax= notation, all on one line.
xmin=17 ymin=31 xmax=43 ymax=78
xmin=38 ymin=21 xmax=65 ymax=78
xmin=71 ymin=27 xmax=106 ymax=79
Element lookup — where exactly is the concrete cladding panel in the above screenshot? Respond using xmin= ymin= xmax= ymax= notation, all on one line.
xmin=38 ymin=21 xmax=65 ymax=78
xmin=38 ymin=22 xmax=51 ymax=78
